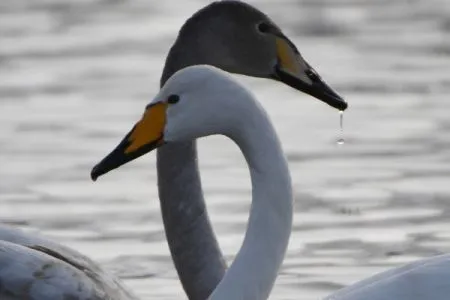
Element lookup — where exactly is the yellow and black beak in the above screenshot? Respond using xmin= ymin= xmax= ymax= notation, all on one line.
xmin=91 ymin=102 xmax=167 ymax=181
xmin=271 ymin=33 xmax=347 ymax=111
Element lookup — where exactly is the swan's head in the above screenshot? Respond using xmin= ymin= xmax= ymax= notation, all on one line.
xmin=162 ymin=1 xmax=347 ymax=111
xmin=91 ymin=65 xmax=257 ymax=180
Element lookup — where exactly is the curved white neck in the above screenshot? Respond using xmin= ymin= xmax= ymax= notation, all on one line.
xmin=209 ymin=102 xmax=293 ymax=300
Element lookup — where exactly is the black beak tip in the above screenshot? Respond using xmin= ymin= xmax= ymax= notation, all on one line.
xmin=90 ymin=167 xmax=100 ymax=182
xmin=337 ymin=99 xmax=348 ymax=111
xmin=322 ymin=93 xmax=348 ymax=111
xmin=321 ymin=83 xmax=348 ymax=111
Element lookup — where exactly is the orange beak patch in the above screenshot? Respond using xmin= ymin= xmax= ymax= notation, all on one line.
xmin=125 ymin=102 xmax=167 ymax=154
xmin=90 ymin=101 xmax=168 ymax=181
xmin=276 ymin=37 xmax=302 ymax=76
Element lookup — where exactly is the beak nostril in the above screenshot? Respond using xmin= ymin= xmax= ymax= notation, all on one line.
xmin=305 ymin=69 xmax=320 ymax=82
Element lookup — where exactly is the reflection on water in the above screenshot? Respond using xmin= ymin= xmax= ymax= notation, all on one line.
xmin=1 ymin=0 xmax=450 ymax=299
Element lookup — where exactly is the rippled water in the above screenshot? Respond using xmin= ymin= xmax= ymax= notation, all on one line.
xmin=1 ymin=0 xmax=450 ymax=299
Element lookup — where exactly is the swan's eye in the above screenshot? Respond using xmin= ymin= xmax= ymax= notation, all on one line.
xmin=257 ymin=22 xmax=271 ymax=33
xmin=167 ymin=94 xmax=180 ymax=104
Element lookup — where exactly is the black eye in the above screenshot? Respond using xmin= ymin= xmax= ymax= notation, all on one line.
xmin=257 ymin=22 xmax=270 ymax=33
xmin=167 ymin=94 xmax=180 ymax=104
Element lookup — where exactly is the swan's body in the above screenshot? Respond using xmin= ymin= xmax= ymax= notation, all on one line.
xmin=0 ymin=2 xmax=345 ymax=299
xmin=92 ymin=65 xmax=294 ymax=300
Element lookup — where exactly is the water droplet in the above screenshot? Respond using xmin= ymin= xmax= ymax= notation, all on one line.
xmin=337 ymin=110 xmax=345 ymax=146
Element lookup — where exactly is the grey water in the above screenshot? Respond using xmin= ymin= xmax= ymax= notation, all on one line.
xmin=1 ymin=0 xmax=450 ymax=299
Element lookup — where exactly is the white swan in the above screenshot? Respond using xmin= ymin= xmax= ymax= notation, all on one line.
xmin=91 ymin=65 xmax=294 ymax=300
xmin=92 ymin=65 xmax=450 ymax=300
xmin=0 ymin=2 xmax=346 ymax=299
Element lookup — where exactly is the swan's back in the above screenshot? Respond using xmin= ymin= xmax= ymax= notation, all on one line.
xmin=0 ymin=226 xmax=99 ymax=270
xmin=327 ymin=253 xmax=450 ymax=300
xmin=0 ymin=226 xmax=137 ymax=300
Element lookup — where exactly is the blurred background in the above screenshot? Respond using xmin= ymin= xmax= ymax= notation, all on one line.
xmin=1 ymin=0 xmax=450 ymax=299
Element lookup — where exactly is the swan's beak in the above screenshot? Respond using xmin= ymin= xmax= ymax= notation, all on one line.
xmin=271 ymin=36 xmax=347 ymax=111
xmin=91 ymin=102 xmax=167 ymax=181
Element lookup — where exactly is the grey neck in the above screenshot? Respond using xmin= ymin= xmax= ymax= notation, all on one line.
xmin=161 ymin=33 xmax=224 ymax=86
xmin=156 ymin=34 xmax=227 ymax=300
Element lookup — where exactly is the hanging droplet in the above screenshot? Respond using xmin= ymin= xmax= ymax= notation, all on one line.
xmin=337 ymin=110 xmax=345 ymax=146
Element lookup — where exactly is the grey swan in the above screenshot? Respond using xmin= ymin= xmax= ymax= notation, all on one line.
xmin=0 ymin=2 xmax=345 ymax=299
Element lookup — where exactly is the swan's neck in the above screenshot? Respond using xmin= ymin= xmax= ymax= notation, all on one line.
xmin=209 ymin=104 xmax=293 ymax=300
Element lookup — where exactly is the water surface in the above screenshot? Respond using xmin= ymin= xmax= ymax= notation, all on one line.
xmin=1 ymin=0 xmax=450 ymax=299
